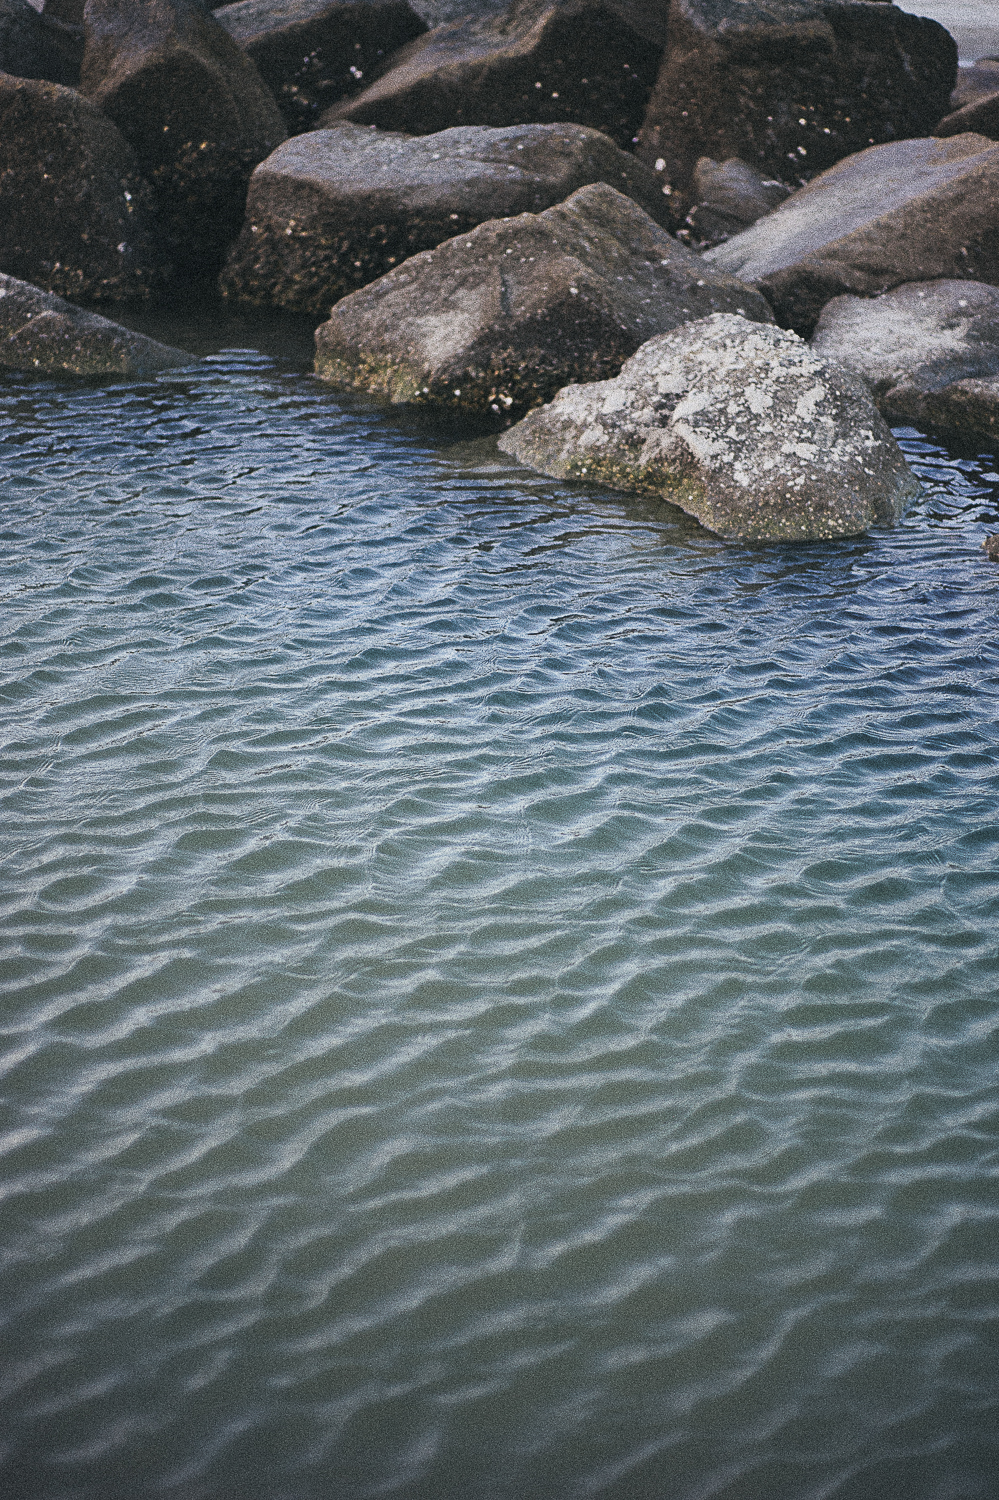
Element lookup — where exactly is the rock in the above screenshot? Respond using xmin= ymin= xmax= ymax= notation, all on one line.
xmin=498 ymin=313 xmax=919 ymax=542
xmin=42 ymin=0 xmax=84 ymax=17
xmin=899 ymin=376 xmax=999 ymax=447
xmin=704 ymin=134 xmax=999 ymax=336
xmin=934 ymin=91 xmax=999 ymax=142
xmin=0 ymin=73 xmax=165 ymax=301
xmin=949 ymin=59 xmax=999 ymax=112
xmin=983 ymin=534 xmax=999 ymax=560
xmin=680 ymin=156 xmax=790 ymax=249
xmin=321 ymin=0 xmax=669 ymax=149
xmin=221 ymin=121 xmax=677 ymax=316
xmin=0 ymin=270 xmax=192 ymax=374
xmin=1 ymin=0 xmax=79 ymax=83
xmin=636 ymin=0 xmax=957 ymax=209
xmin=80 ymin=0 xmax=287 ymax=278
xmin=313 ymin=181 xmax=773 ymax=415
xmin=408 ymin=0 xmax=508 ymax=25
xmin=214 ymin=0 xmax=427 ymax=134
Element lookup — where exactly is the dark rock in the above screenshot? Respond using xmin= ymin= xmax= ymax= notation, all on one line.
xmin=0 ymin=270 xmax=192 ymax=374
xmin=80 ymin=0 xmax=287 ymax=278
xmin=214 ymin=0 xmax=427 ymax=133
xmin=983 ymin=533 xmax=999 ymax=560
xmin=949 ymin=59 xmax=999 ymax=112
xmin=935 ymin=91 xmax=999 ymax=142
xmin=313 ymin=181 xmax=773 ymax=416
xmin=221 ymin=120 xmax=676 ymax=315
xmin=1 ymin=0 xmax=79 ymax=83
xmin=43 ymin=0 xmax=85 ymax=18
xmin=498 ymin=312 xmax=919 ymax=542
xmin=321 ymin=0 xmax=669 ymax=148
xmin=0 ymin=73 xmax=165 ymax=301
xmin=636 ymin=0 xmax=957 ymax=210
xmin=680 ymin=156 xmax=791 ymax=248
xmin=705 ymin=135 xmax=999 ymax=336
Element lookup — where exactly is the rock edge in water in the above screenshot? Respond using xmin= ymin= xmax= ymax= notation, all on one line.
xmin=0 ymin=272 xmax=194 ymax=376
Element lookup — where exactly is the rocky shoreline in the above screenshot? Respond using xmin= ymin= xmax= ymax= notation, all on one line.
xmin=4 ymin=0 xmax=999 ymax=541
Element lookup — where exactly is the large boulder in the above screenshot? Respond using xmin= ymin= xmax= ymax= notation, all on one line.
xmin=812 ymin=279 xmax=999 ymax=446
xmin=498 ymin=313 xmax=919 ymax=542
xmin=636 ymin=0 xmax=957 ymax=209
xmin=704 ymin=134 xmax=999 ymax=336
xmin=321 ymin=0 xmax=669 ymax=148
xmin=80 ymin=0 xmax=287 ymax=278
xmin=313 ymin=181 xmax=773 ymax=415
xmin=0 ymin=271 xmax=192 ymax=375
xmin=0 ymin=73 xmax=165 ymax=301
xmin=221 ymin=121 xmax=676 ymax=315
xmin=1 ymin=0 xmax=79 ymax=82
xmin=214 ymin=0 xmax=427 ymax=134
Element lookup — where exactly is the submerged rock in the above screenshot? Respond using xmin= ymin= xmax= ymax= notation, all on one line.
xmin=221 ymin=121 xmax=674 ymax=316
xmin=705 ymin=134 xmax=999 ymax=335
xmin=313 ymin=182 xmax=772 ymax=415
xmin=498 ymin=313 xmax=919 ymax=542
xmin=0 ymin=271 xmax=192 ymax=375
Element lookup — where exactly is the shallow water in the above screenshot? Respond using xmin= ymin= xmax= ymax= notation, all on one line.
xmin=1 ymin=324 xmax=998 ymax=1500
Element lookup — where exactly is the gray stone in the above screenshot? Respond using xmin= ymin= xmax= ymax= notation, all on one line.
xmin=313 ymin=181 xmax=773 ymax=415
xmin=0 ymin=73 xmax=165 ymax=301
xmin=80 ymin=0 xmax=287 ymax=277
xmin=407 ymin=0 xmax=507 ymax=25
xmin=498 ymin=312 xmax=919 ymax=542
xmin=704 ymin=134 xmax=999 ymax=335
xmin=0 ymin=270 xmax=193 ymax=374
xmin=321 ymin=0 xmax=669 ymax=149
xmin=934 ymin=90 xmax=999 ymax=140
xmin=636 ymin=0 xmax=956 ymax=209
xmin=214 ymin=0 xmax=427 ymax=133
xmin=221 ymin=121 xmax=677 ymax=316
xmin=681 ymin=156 xmax=790 ymax=248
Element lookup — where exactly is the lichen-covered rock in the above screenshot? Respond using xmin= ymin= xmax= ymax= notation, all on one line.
xmin=680 ymin=156 xmax=790 ymax=248
xmin=80 ymin=0 xmax=287 ymax=277
xmin=322 ymin=0 xmax=669 ymax=148
xmin=0 ymin=73 xmax=165 ymax=301
xmin=313 ymin=182 xmax=773 ymax=416
xmin=214 ymin=0 xmax=427 ymax=133
xmin=0 ymin=271 xmax=193 ymax=375
xmin=221 ymin=121 xmax=675 ymax=315
xmin=636 ymin=0 xmax=956 ymax=208
xmin=705 ymin=134 xmax=999 ymax=335
xmin=498 ymin=313 xmax=919 ymax=542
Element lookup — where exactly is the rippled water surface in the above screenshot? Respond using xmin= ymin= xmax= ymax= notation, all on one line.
xmin=1 ymin=323 xmax=998 ymax=1500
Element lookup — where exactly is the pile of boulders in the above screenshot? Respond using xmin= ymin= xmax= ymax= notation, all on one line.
xmin=4 ymin=0 xmax=999 ymax=540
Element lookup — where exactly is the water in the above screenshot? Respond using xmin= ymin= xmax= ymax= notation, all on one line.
xmin=1 ymin=321 xmax=998 ymax=1500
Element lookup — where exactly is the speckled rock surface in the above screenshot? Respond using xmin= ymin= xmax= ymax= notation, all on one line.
xmin=221 ymin=121 xmax=675 ymax=316
xmin=705 ymin=134 xmax=999 ymax=335
xmin=0 ymin=271 xmax=193 ymax=375
xmin=0 ymin=73 xmax=165 ymax=301
xmin=498 ymin=313 xmax=919 ymax=541
xmin=680 ymin=156 xmax=790 ymax=248
xmin=313 ymin=182 xmax=773 ymax=416
xmin=214 ymin=0 xmax=426 ymax=133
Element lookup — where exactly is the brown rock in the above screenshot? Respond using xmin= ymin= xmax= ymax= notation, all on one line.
xmin=0 ymin=270 xmax=192 ymax=375
xmin=935 ymin=91 xmax=999 ymax=142
xmin=982 ymin=533 xmax=999 ymax=560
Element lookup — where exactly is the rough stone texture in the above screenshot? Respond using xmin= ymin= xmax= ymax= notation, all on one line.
xmin=214 ymin=0 xmax=427 ymax=133
xmin=680 ymin=156 xmax=791 ymax=248
xmin=0 ymin=73 xmax=165 ymax=301
xmin=221 ymin=121 xmax=676 ymax=315
xmin=313 ymin=182 xmax=773 ymax=415
xmin=934 ymin=90 xmax=999 ymax=140
xmin=80 ymin=0 xmax=287 ymax=277
xmin=704 ymin=134 xmax=999 ymax=336
xmin=983 ymin=533 xmax=999 ymax=559
xmin=498 ymin=313 xmax=919 ymax=541
xmin=636 ymin=0 xmax=957 ymax=209
xmin=321 ymin=0 xmax=669 ymax=148
xmin=408 ymin=0 xmax=508 ymax=25
xmin=1 ymin=0 xmax=79 ymax=82
xmin=950 ymin=59 xmax=999 ymax=111
xmin=0 ymin=270 xmax=192 ymax=374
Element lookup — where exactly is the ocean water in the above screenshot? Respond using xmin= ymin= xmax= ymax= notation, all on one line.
xmin=1 ymin=323 xmax=998 ymax=1500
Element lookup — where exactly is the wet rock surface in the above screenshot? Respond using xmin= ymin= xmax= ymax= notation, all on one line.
xmin=705 ymin=134 xmax=999 ymax=335
xmin=313 ymin=182 xmax=773 ymax=416
xmin=221 ymin=121 xmax=675 ymax=316
xmin=498 ymin=312 xmax=919 ymax=542
xmin=214 ymin=0 xmax=427 ymax=133
xmin=0 ymin=270 xmax=193 ymax=374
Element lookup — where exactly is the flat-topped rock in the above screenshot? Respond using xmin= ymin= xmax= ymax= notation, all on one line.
xmin=221 ymin=121 xmax=675 ymax=316
xmin=322 ymin=0 xmax=669 ymax=148
xmin=499 ymin=312 xmax=919 ymax=542
xmin=313 ymin=181 xmax=772 ymax=416
xmin=0 ymin=73 xmax=165 ymax=301
xmin=0 ymin=271 xmax=193 ymax=375
xmin=705 ymin=134 xmax=999 ymax=334
xmin=214 ymin=0 xmax=427 ymax=133
xmin=636 ymin=0 xmax=957 ymax=208
xmin=80 ymin=0 xmax=287 ymax=277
